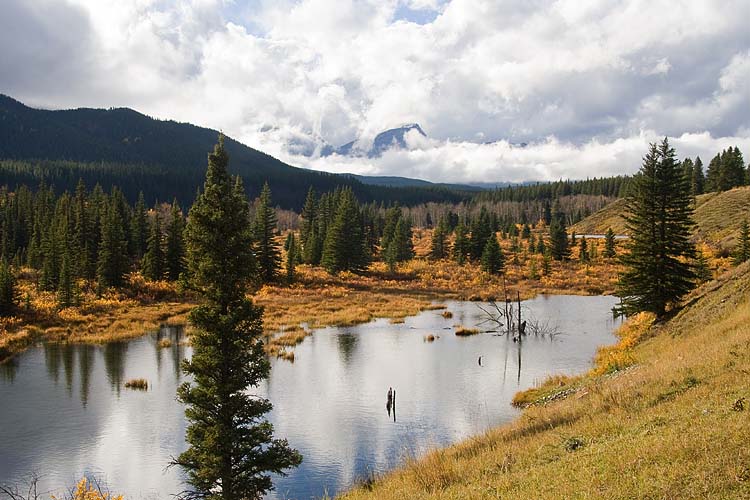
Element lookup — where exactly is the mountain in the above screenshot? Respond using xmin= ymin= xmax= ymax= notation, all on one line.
xmin=0 ymin=95 xmax=470 ymax=209
xmin=351 ymin=174 xmax=484 ymax=191
xmin=323 ymin=124 xmax=427 ymax=158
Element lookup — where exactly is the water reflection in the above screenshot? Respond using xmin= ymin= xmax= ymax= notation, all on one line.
xmin=0 ymin=296 xmax=621 ymax=499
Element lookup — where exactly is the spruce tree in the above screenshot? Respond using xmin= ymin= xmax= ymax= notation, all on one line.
xmin=142 ymin=209 xmax=165 ymax=281
xmin=252 ymin=182 xmax=281 ymax=283
xmin=96 ymin=197 xmax=128 ymax=290
xmin=429 ymin=219 xmax=449 ymax=260
xmin=165 ymin=199 xmax=186 ymax=281
xmin=691 ymin=156 xmax=704 ymax=196
xmin=0 ymin=259 xmax=18 ymax=316
xmin=299 ymin=187 xmax=317 ymax=262
xmin=131 ymin=191 xmax=148 ymax=261
xmin=734 ymin=219 xmax=750 ymax=265
xmin=452 ymin=222 xmax=470 ymax=265
xmin=175 ymin=136 xmax=301 ymax=499
xmin=321 ymin=189 xmax=370 ymax=274
xmin=548 ymin=213 xmax=570 ymax=261
xmin=469 ymin=207 xmax=492 ymax=260
xmin=617 ymin=139 xmax=696 ymax=316
xmin=285 ymin=233 xmax=298 ymax=284
xmin=603 ymin=228 xmax=616 ymax=258
xmin=480 ymin=234 xmax=505 ymax=275
xmin=579 ymin=236 xmax=589 ymax=263
xmin=57 ymin=252 xmax=77 ymax=308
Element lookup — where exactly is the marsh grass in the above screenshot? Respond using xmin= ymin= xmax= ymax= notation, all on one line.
xmin=454 ymin=326 xmax=480 ymax=336
xmin=124 ymin=378 xmax=148 ymax=390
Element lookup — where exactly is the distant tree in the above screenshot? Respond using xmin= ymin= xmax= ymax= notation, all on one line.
xmin=734 ymin=219 xmax=750 ymax=265
xmin=548 ymin=213 xmax=570 ymax=261
xmin=165 ymin=199 xmax=186 ymax=281
xmin=542 ymin=249 xmax=551 ymax=276
xmin=387 ymin=217 xmax=414 ymax=263
xmin=142 ymin=209 xmax=165 ymax=281
xmin=253 ymin=182 xmax=281 ymax=283
xmin=694 ymin=251 xmax=713 ymax=284
xmin=0 ymin=259 xmax=18 ymax=316
xmin=617 ymin=139 xmax=696 ymax=316
xmin=321 ymin=189 xmax=370 ymax=274
xmin=691 ymin=156 xmax=705 ymax=196
xmin=469 ymin=207 xmax=492 ymax=260
xmin=97 ymin=197 xmax=128 ymax=290
xmin=480 ymin=234 xmax=505 ymax=275
xmin=131 ymin=191 xmax=148 ymax=260
xmin=286 ymin=232 xmax=297 ymax=283
xmin=57 ymin=252 xmax=78 ymax=308
xmin=380 ymin=206 xmax=401 ymax=252
xmin=452 ymin=222 xmax=470 ymax=265
xmin=603 ymin=228 xmax=616 ymax=258
xmin=175 ymin=136 xmax=301 ymax=499
xmin=579 ymin=236 xmax=589 ymax=263
xmin=429 ymin=218 xmax=450 ymax=260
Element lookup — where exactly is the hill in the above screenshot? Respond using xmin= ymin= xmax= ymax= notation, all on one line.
xmin=573 ymin=186 xmax=750 ymax=247
xmin=0 ymin=95 xmax=470 ymax=209
xmin=341 ymin=261 xmax=750 ymax=499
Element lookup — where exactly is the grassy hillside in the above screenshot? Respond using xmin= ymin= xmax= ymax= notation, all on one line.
xmin=573 ymin=186 xmax=750 ymax=246
xmin=340 ymin=262 xmax=750 ymax=499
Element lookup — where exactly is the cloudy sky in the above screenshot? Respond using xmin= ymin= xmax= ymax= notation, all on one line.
xmin=2 ymin=0 xmax=749 ymax=183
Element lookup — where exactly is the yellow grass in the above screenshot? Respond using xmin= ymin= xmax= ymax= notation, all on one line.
xmin=454 ymin=326 xmax=480 ymax=336
xmin=124 ymin=378 xmax=148 ymax=390
xmin=340 ymin=262 xmax=750 ymax=500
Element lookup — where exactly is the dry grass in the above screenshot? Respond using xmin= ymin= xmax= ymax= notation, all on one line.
xmin=157 ymin=338 xmax=173 ymax=348
xmin=124 ymin=378 xmax=148 ymax=390
xmin=340 ymin=262 xmax=750 ymax=500
xmin=424 ymin=334 xmax=437 ymax=342
xmin=454 ymin=326 xmax=480 ymax=336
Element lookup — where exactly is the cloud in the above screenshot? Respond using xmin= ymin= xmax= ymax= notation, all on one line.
xmin=0 ymin=0 xmax=748 ymax=183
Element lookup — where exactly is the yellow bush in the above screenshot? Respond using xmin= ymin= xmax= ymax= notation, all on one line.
xmin=52 ymin=478 xmax=123 ymax=500
xmin=592 ymin=311 xmax=655 ymax=375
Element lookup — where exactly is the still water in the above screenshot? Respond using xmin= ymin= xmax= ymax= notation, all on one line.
xmin=0 ymin=295 xmax=620 ymax=499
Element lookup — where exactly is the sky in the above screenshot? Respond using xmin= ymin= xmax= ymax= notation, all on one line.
xmin=1 ymin=0 xmax=749 ymax=183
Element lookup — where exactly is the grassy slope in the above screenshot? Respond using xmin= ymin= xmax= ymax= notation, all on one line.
xmin=573 ymin=186 xmax=750 ymax=247
xmin=340 ymin=263 xmax=750 ymax=499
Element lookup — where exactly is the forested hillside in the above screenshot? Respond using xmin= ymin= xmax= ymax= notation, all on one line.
xmin=0 ymin=95 xmax=469 ymax=209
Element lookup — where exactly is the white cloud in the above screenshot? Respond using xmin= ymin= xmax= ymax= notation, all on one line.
xmin=1 ymin=0 xmax=748 ymax=183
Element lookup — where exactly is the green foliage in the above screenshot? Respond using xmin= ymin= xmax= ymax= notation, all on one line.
xmin=452 ymin=222 xmax=470 ymax=265
xmin=252 ymin=182 xmax=281 ymax=283
xmin=176 ymin=136 xmax=301 ymax=499
xmin=286 ymin=232 xmax=298 ymax=283
xmin=166 ymin=199 xmax=186 ymax=281
xmin=603 ymin=228 xmax=616 ymax=258
xmin=694 ymin=251 xmax=713 ymax=284
xmin=617 ymin=139 xmax=696 ymax=316
xmin=130 ymin=192 xmax=148 ymax=260
xmin=706 ymin=147 xmax=746 ymax=192
xmin=142 ymin=209 xmax=165 ymax=281
xmin=548 ymin=212 xmax=570 ymax=261
xmin=579 ymin=236 xmax=589 ymax=262
xmin=321 ymin=188 xmax=370 ymax=274
xmin=0 ymin=259 xmax=18 ymax=316
xmin=97 ymin=196 xmax=129 ymax=290
xmin=469 ymin=207 xmax=492 ymax=260
xmin=57 ymin=253 xmax=78 ymax=308
xmin=480 ymin=234 xmax=505 ymax=275
xmin=691 ymin=157 xmax=705 ymax=196
xmin=429 ymin=218 xmax=450 ymax=260
xmin=734 ymin=219 xmax=750 ymax=265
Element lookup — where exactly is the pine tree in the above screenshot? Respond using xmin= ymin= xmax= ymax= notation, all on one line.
xmin=321 ymin=189 xmax=370 ymax=274
xmin=469 ymin=207 xmax=492 ymax=261
xmin=734 ymin=219 xmax=750 ymax=265
xmin=165 ymin=199 xmax=186 ymax=281
xmin=286 ymin=233 xmax=297 ymax=284
xmin=429 ymin=218 xmax=449 ymax=260
xmin=131 ymin=191 xmax=148 ymax=261
xmin=694 ymin=251 xmax=713 ymax=283
xmin=480 ymin=234 xmax=505 ymax=275
xmin=175 ymin=136 xmax=301 ymax=499
xmin=548 ymin=213 xmax=570 ymax=261
xmin=452 ymin=222 xmax=470 ymax=265
xmin=57 ymin=252 xmax=77 ymax=308
xmin=691 ymin=156 xmax=704 ymax=196
xmin=96 ymin=197 xmax=128 ymax=290
xmin=299 ymin=188 xmax=317 ymax=263
xmin=603 ymin=228 xmax=616 ymax=258
xmin=579 ymin=236 xmax=589 ymax=262
xmin=252 ymin=182 xmax=281 ymax=283
xmin=617 ymin=139 xmax=696 ymax=316
xmin=142 ymin=209 xmax=165 ymax=281
xmin=0 ymin=259 xmax=18 ymax=316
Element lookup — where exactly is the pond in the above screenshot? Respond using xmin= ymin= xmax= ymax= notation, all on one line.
xmin=0 ymin=295 xmax=621 ymax=499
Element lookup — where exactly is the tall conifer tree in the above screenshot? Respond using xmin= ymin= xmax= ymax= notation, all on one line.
xmin=252 ymin=182 xmax=281 ymax=283
xmin=175 ymin=136 xmax=301 ymax=499
xmin=166 ymin=199 xmax=186 ymax=281
xmin=617 ymin=139 xmax=696 ymax=316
